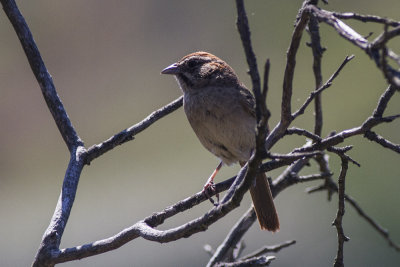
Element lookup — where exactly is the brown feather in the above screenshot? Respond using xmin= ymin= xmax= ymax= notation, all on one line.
xmin=162 ymin=51 xmax=280 ymax=231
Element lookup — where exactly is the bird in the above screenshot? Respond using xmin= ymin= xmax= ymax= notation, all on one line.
xmin=161 ymin=51 xmax=279 ymax=231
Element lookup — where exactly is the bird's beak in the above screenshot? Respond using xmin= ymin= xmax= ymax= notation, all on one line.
xmin=161 ymin=63 xmax=180 ymax=75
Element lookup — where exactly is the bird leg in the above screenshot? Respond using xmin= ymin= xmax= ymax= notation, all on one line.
xmin=203 ymin=161 xmax=223 ymax=205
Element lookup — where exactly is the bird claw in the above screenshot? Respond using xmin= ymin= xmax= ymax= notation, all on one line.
xmin=203 ymin=182 xmax=219 ymax=206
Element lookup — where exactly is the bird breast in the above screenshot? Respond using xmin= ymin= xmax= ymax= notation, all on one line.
xmin=183 ymin=86 xmax=256 ymax=165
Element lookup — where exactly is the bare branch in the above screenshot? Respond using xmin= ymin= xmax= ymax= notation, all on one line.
xmin=85 ymin=96 xmax=183 ymax=164
xmin=307 ymin=6 xmax=337 ymax=202
xmin=371 ymin=25 xmax=400 ymax=49
xmin=215 ymin=256 xmax=275 ymax=267
xmin=299 ymin=172 xmax=333 ymax=182
xmin=332 ymin=12 xmax=400 ymax=27
xmin=306 ymin=5 xmax=400 ymax=87
xmin=309 ymin=6 xmax=370 ymax=49
xmin=281 ymin=3 xmax=310 ymax=123
xmin=2 ymin=0 xmax=399 ymax=265
xmin=235 ymin=0 xmax=270 ymax=158
xmin=293 ymin=112 xmax=399 ymax=154
xmin=307 ymin=170 xmax=400 ymax=252
xmin=265 ymin=4 xmax=311 ymax=150
xmin=308 ymin=13 xmax=325 ymax=135
xmin=262 ymin=59 xmax=272 ymax=131
xmin=240 ymin=240 xmax=296 ymax=260
xmin=1 ymin=0 xmax=83 ymax=151
xmin=55 ymin=110 xmax=275 ymax=264
xmin=206 ymin=207 xmax=257 ymax=267
xmin=272 ymin=157 xmax=318 ymax=196
xmin=292 ymin=81 xmax=397 ymax=156
xmin=345 ymin=194 xmax=400 ymax=252
xmin=364 ymin=131 xmax=400 ymax=153
xmin=286 ymin=127 xmax=322 ymax=142
xmin=53 ymin=176 xmax=232 ymax=263
xmin=292 ymin=55 xmax=354 ymax=120
xmin=333 ymin=156 xmax=350 ymax=267
xmin=373 ymin=84 xmax=397 ymax=117
xmin=267 ymin=151 xmax=322 ymax=160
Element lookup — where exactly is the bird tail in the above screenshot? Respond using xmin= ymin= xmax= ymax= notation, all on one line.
xmin=249 ymin=172 xmax=280 ymax=232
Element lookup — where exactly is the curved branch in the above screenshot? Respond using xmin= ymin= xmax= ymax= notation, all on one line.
xmin=264 ymin=3 xmax=310 ymax=150
xmin=54 ymin=166 xmax=248 ymax=263
xmin=51 ymin=151 xmax=294 ymax=264
xmin=85 ymin=96 xmax=183 ymax=164
xmin=207 ymin=207 xmax=257 ymax=267
xmin=291 ymin=55 xmax=354 ymax=120
xmin=332 ymin=12 xmax=400 ymax=27
xmin=307 ymin=5 xmax=400 ymax=87
xmin=293 ymin=115 xmax=400 ymax=154
xmin=345 ymin=194 xmax=400 ymax=252
xmin=1 ymin=0 xmax=83 ymax=151
xmin=33 ymin=148 xmax=85 ymax=266
xmin=364 ymin=130 xmax=400 ymax=154
xmin=2 ymin=0 xmax=399 ymax=266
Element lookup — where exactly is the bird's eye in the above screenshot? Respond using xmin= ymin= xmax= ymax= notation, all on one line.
xmin=187 ymin=60 xmax=197 ymax=69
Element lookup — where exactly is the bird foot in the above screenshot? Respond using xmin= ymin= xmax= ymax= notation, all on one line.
xmin=203 ymin=182 xmax=219 ymax=206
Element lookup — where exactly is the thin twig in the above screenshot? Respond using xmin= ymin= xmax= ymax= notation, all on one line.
xmin=281 ymin=3 xmax=310 ymax=122
xmin=85 ymin=96 xmax=183 ymax=164
xmin=373 ymin=84 xmax=397 ymax=118
xmin=286 ymin=127 xmax=322 ymax=142
xmin=307 ymin=5 xmax=400 ymax=87
xmin=293 ymin=114 xmax=400 ymax=154
xmin=364 ymin=131 xmax=400 ymax=153
xmin=299 ymin=173 xmax=333 ymax=182
xmin=262 ymin=59 xmax=272 ymax=131
xmin=333 ymin=156 xmax=350 ymax=267
xmin=327 ymin=146 xmax=361 ymax=167
xmin=240 ymin=240 xmax=296 ymax=260
xmin=2 ymin=0 xmax=399 ymax=266
xmin=265 ymin=3 xmax=311 ymax=150
xmin=267 ymin=151 xmax=322 ymax=160
xmin=53 ymin=172 xmax=237 ymax=264
xmin=215 ymin=256 xmax=275 ymax=267
xmin=206 ymin=207 xmax=257 ymax=267
xmin=332 ymin=12 xmax=400 ymax=27
xmin=345 ymin=194 xmax=400 ymax=252
xmin=272 ymin=157 xmax=315 ymax=196
xmin=308 ymin=172 xmax=400 ymax=252
xmin=308 ymin=12 xmax=325 ymax=135
xmin=292 ymin=55 xmax=354 ymax=120
xmin=57 ymin=80 xmax=276 ymax=264
xmin=306 ymin=9 xmax=338 ymax=205
xmin=371 ymin=25 xmax=400 ymax=50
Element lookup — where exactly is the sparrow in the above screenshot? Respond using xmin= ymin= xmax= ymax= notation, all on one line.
xmin=161 ymin=51 xmax=279 ymax=231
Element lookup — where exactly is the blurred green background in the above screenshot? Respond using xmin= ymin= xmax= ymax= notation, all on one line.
xmin=1 ymin=0 xmax=399 ymax=266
